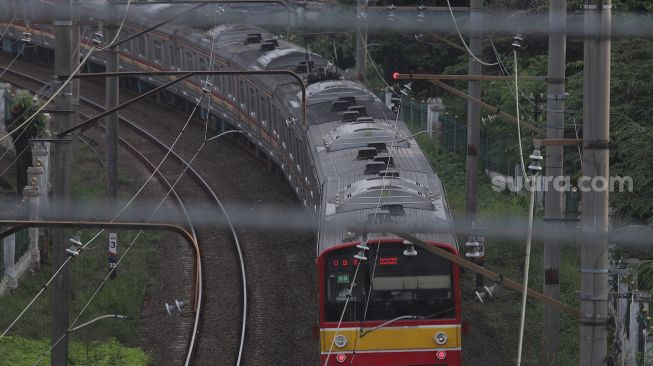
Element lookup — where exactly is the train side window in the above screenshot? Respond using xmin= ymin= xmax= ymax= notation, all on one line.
xmin=258 ymin=95 xmax=269 ymax=122
xmin=217 ymin=65 xmax=224 ymax=92
xmin=153 ymin=39 xmax=163 ymax=64
xmin=283 ymin=115 xmax=290 ymax=149
xmin=228 ymin=75 xmax=235 ymax=98
xmin=137 ymin=35 xmax=147 ymax=58
xmin=239 ymin=80 xmax=246 ymax=107
xmin=121 ymin=30 xmax=131 ymax=54
xmin=272 ymin=106 xmax=280 ymax=135
xmin=175 ymin=46 xmax=183 ymax=70
xmin=249 ymin=88 xmax=256 ymax=117
xmin=166 ymin=42 xmax=174 ymax=68
xmin=185 ymin=51 xmax=194 ymax=69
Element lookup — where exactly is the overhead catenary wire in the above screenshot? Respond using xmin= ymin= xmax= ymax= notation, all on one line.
xmin=0 ymin=144 xmax=30 ymax=178
xmin=323 ymin=264 xmax=362 ymax=366
xmin=0 ymin=43 xmax=26 ymax=80
xmin=32 ymin=98 xmax=235 ymax=366
xmin=0 ymin=46 xmax=95 ymax=145
xmin=0 ymin=0 xmax=132 ymax=144
xmin=488 ymin=36 xmax=540 ymax=120
xmin=0 ymin=91 xmax=203 ymax=342
xmin=343 ymin=29 xmax=414 ymax=363
xmin=516 ymin=171 xmax=537 ymax=365
xmin=444 ymin=0 xmax=500 ymax=67
xmin=0 ymin=12 xmax=16 ymax=43
xmin=513 ymin=48 xmax=528 ymax=180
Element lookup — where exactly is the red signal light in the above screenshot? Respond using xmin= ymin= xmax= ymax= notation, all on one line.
xmin=436 ymin=350 xmax=447 ymax=360
xmin=392 ymin=72 xmax=400 ymax=80
xmin=336 ymin=353 xmax=347 ymax=363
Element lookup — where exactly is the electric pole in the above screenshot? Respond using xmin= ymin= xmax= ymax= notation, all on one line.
xmin=465 ymin=0 xmax=483 ymax=287
xmin=355 ymin=0 xmax=367 ymax=81
xmin=541 ymin=0 xmax=566 ymax=364
xmin=106 ymin=0 xmax=119 ymax=201
xmin=580 ymin=1 xmax=611 ymax=365
xmin=51 ymin=0 xmax=74 ymax=364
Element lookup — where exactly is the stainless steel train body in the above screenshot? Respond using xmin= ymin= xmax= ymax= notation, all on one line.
xmin=2 ymin=4 xmax=462 ymax=363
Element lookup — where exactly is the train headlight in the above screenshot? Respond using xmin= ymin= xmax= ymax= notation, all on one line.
xmin=334 ymin=334 xmax=348 ymax=348
xmin=434 ymin=332 xmax=448 ymax=345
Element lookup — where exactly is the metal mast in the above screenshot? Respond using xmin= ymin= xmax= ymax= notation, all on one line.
xmin=465 ymin=0 xmax=483 ymax=287
xmin=579 ymin=0 xmax=611 ymax=364
xmin=51 ymin=0 xmax=74 ymax=364
xmin=542 ymin=0 xmax=566 ymax=364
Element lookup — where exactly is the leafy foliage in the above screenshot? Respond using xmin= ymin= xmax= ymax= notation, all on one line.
xmin=5 ymin=90 xmax=49 ymax=141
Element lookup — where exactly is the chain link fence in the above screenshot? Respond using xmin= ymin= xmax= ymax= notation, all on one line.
xmin=378 ymin=91 xmax=518 ymax=177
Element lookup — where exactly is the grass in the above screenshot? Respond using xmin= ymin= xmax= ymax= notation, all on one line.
xmin=0 ymin=143 xmax=159 ymax=362
xmin=0 ymin=336 xmax=149 ymax=366
xmin=416 ymin=135 xmax=580 ymax=364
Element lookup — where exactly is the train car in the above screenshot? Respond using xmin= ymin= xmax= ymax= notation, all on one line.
xmin=1 ymin=4 xmax=461 ymax=364
xmin=304 ymin=80 xmax=461 ymax=365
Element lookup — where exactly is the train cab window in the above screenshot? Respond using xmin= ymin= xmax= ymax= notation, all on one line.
xmin=153 ymin=39 xmax=163 ymax=64
xmin=324 ymin=244 xmax=455 ymax=322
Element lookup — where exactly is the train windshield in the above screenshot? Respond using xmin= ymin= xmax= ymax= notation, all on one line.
xmin=324 ymin=243 xmax=455 ymax=322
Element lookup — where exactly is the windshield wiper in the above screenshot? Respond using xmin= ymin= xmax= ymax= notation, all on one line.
xmin=359 ymin=315 xmax=424 ymax=337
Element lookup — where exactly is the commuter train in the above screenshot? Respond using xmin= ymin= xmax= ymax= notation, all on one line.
xmin=1 ymin=3 xmax=462 ymax=364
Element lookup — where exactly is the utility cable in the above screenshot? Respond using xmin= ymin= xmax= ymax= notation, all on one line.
xmin=0 ymin=90 xmax=204 ymax=342
xmin=0 ymin=144 xmax=30 ymax=178
xmin=0 ymin=43 xmax=26 ymax=80
xmin=513 ymin=49 xmax=528 ymax=180
xmin=0 ymin=0 xmax=132 ymax=144
xmin=323 ymin=264 xmax=361 ymax=366
xmin=203 ymin=35 xmax=217 ymax=140
xmin=40 ymin=132 xmax=242 ymax=366
xmin=444 ymin=0 xmax=500 ymax=67
xmin=97 ymin=0 xmax=132 ymax=51
xmin=46 ymin=107 xmax=239 ymax=366
xmin=516 ymin=173 xmax=536 ymax=365
xmin=0 ymin=46 xmax=95 ymax=144
xmin=488 ymin=36 xmax=538 ymax=119
xmin=0 ymin=13 xmax=17 ymax=43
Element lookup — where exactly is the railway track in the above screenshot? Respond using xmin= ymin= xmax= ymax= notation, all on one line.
xmin=1 ymin=54 xmax=318 ymax=365
xmin=1 ymin=67 xmax=248 ymax=365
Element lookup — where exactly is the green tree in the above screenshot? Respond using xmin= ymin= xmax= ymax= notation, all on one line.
xmin=4 ymin=90 xmax=48 ymax=194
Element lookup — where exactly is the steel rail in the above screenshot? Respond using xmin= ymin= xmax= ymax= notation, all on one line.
xmin=0 ymin=67 xmax=247 ymax=365
xmin=0 ymin=68 xmax=206 ymax=364
xmin=57 ymin=70 xmax=306 ymax=138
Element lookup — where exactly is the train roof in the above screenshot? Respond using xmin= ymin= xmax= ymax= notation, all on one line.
xmin=305 ymin=81 xmax=457 ymax=253
xmin=100 ymin=4 xmax=457 ymax=252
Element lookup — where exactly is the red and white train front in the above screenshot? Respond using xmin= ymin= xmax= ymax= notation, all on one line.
xmin=318 ymin=239 xmax=462 ymax=366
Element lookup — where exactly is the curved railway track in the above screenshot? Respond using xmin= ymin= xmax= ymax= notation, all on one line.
xmin=1 ymin=53 xmax=318 ymax=365
xmin=1 ymin=67 xmax=247 ymax=365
